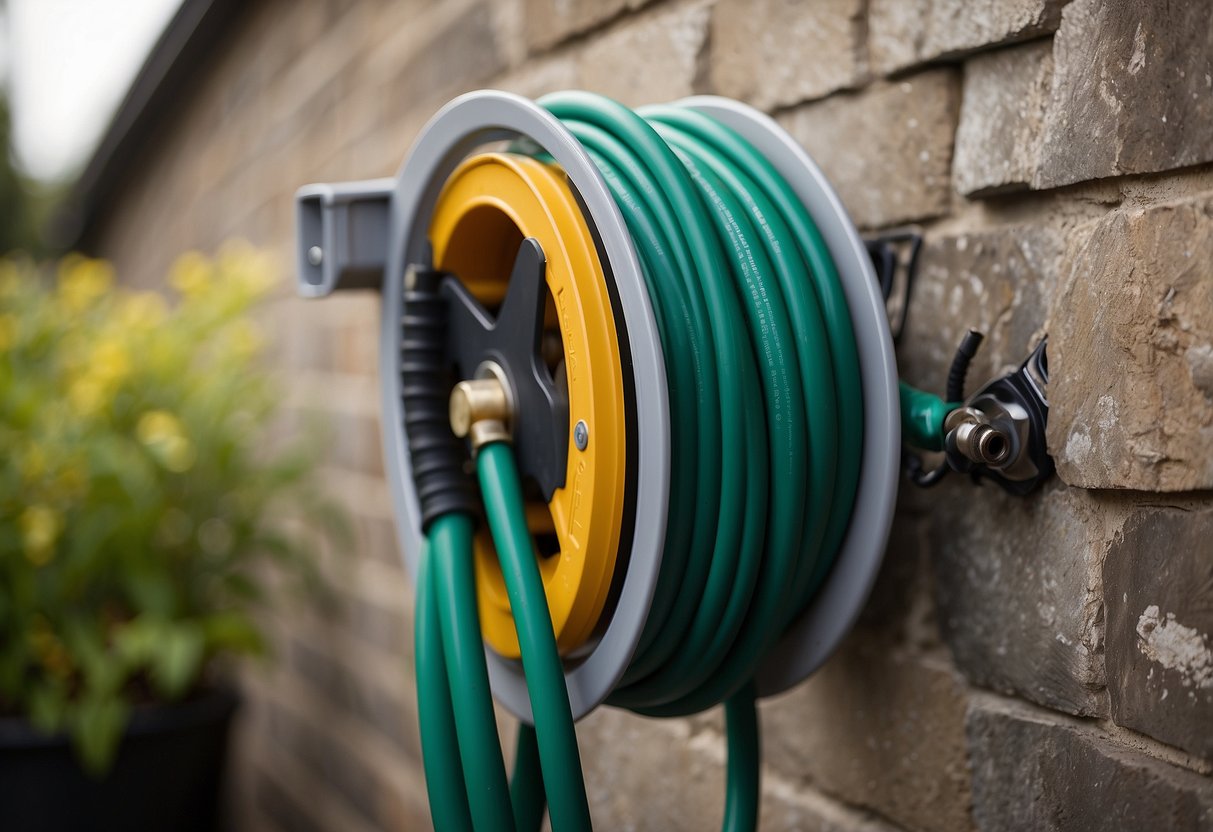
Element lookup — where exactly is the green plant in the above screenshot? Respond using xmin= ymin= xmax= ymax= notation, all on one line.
xmin=0 ymin=245 xmax=342 ymax=772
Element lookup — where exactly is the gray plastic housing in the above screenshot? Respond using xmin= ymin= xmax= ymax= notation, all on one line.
xmin=291 ymin=90 xmax=898 ymax=721
xmin=295 ymin=178 xmax=395 ymax=297
xmin=294 ymin=91 xmax=672 ymax=724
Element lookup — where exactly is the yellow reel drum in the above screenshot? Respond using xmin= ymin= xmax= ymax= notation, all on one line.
xmin=429 ymin=152 xmax=628 ymax=658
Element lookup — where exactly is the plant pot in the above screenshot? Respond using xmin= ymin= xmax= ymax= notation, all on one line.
xmin=0 ymin=686 xmax=239 ymax=832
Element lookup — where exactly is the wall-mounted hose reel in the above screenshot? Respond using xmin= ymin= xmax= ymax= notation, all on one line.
xmin=295 ymin=90 xmax=1053 ymax=831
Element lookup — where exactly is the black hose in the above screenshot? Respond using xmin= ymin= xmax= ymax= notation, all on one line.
xmin=946 ymin=329 xmax=984 ymax=403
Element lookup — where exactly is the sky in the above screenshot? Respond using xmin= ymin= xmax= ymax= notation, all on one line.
xmin=6 ymin=0 xmax=182 ymax=182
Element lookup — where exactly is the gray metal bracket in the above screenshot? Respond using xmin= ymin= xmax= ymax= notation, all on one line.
xmin=295 ymin=178 xmax=395 ymax=297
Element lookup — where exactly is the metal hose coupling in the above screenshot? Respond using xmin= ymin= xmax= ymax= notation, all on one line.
xmin=449 ymin=364 xmax=514 ymax=451
xmin=944 ymin=407 xmax=1013 ymax=467
xmin=944 ymin=338 xmax=1053 ymax=495
xmin=907 ymin=334 xmax=1053 ymax=495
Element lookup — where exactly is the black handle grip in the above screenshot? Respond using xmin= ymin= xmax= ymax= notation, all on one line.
xmin=400 ymin=267 xmax=480 ymax=529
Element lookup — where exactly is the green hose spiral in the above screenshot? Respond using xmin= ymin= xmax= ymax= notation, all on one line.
xmin=415 ymin=91 xmax=950 ymax=831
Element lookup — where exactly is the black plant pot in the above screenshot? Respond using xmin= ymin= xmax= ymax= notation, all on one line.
xmin=0 ymin=687 xmax=239 ymax=832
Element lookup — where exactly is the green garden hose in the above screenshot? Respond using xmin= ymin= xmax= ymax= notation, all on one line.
xmin=415 ymin=92 xmax=950 ymax=831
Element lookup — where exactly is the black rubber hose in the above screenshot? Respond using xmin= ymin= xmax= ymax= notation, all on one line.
xmin=946 ymin=329 xmax=985 ymax=403
xmin=400 ymin=267 xmax=480 ymax=529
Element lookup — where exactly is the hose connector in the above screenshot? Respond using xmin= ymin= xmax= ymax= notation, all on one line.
xmin=450 ymin=363 xmax=514 ymax=451
xmin=905 ymin=335 xmax=1053 ymax=495
xmin=943 ymin=407 xmax=1013 ymax=467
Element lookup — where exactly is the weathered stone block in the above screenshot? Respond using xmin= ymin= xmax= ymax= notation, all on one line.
xmin=968 ymin=697 xmax=1213 ymax=831
xmin=577 ymin=707 xmax=905 ymax=831
xmin=368 ymin=0 xmax=507 ymax=130
xmin=494 ymin=54 xmax=581 ymax=99
xmin=255 ymin=770 xmax=328 ymax=832
xmin=264 ymin=703 xmax=390 ymax=829
xmin=929 ymin=482 xmax=1124 ymax=716
xmin=1104 ymin=503 xmax=1213 ymax=760
xmin=899 ymin=223 xmax=1062 ymax=394
xmin=953 ymin=40 xmax=1053 ymax=197
xmin=854 ymin=509 xmax=940 ymax=650
xmin=1048 ymin=197 xmax=1213 ymax=491
xmin=710 ymin=0 xmax=867 ymax=110
xmin=869 ymin=0 xmax=1065 ymax=76
xmin=578 ymin=1 xmax=711 ymax=107
xmin=761 ymin=641 xmax=973 ymax=832
xmin=327 ymin=410 xmax=384 ymax=476
xmin=286 ymin=638 xmax=419 ymax=759
xmin=523 ymin=0 xmax=647 ymax=52
xmin=1036 ymin=0 xmax=1213 ymax=189
xmin=779 ymin=69 xmax=960 ymax=228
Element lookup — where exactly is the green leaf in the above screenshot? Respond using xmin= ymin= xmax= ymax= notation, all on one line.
xmin=122 ymin=568 xmax=178 ymax=618
xmin=201 ymin=611 xmax=264 ymax=656
xmin=63 ymin=616 xmax=124 ymax=695
xmin=27 ymin=681 xmax=67 ymax=735
xmin=221 ymin=571 xmax=263 ymax=603
xmin=72 ymin=693 xmax=129 ymax=776
xmin=114 ymin=616 xmax=160 ymax=666
xmin=152 ymin=621 xmax=205 ymax=698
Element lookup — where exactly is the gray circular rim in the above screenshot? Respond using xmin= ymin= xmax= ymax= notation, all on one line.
xmin=672 ymin=96 xmax=900 ymax=696
xmin=380 ymin=90 xmax=670 ymax=722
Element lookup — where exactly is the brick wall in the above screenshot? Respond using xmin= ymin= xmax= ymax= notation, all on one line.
xmin=85 ymin=0 xmax=1213 ymax=828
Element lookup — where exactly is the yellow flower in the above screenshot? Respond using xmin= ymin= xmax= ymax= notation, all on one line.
xmin=57 ymin=255 xmax=114 ymax=311
xmin=224 ymin=319 xmax=264 ymax=360
xmin=0 ymin=261 xmax=19 ymax=298
xmin=59 ymin=331 xmax=89 ymax=370
xmin=67 ymin=337 xmax=131 ymax=416
xmin=91 ymin=339 xmax=131 ymax=386
xmin=217 ymin=239 xmax=278 ymax=298
xmin=21 ymin=504 xmax=62 ymax=566
xmin=20 ymin=444 xmax=47 ymax=483
xmin=117 ymin=291 xmax=168 ymax=330
xmin=68 ymin=377 xmax=108 ymax=417
xmin=136 ymin=409 xmax=196 ymax=472
xmin=169 ymin=251 xmax=212 ymax=298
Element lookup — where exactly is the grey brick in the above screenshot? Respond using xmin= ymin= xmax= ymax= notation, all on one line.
xmin=1104 ymin=503 xmax=1213 ymax=760
xmin=577 ymin=1 xmax=712 ymax=107
xmin=778 ymin=69 xmax=960 ymax=229
xmin=286 ymin=638 xmax=420 ymax=760
xmin=855 ymin=509 xmax=940 ymax=651
xmin=1036 ymin=0 xmax=1213 ymax=189
xmin=577 ymin=707 xmax=912 ymax=831
xmin=523 ymin=0 xmax=647 ymax=51
xmin=761 ymin=641 xmax=974 ymax=832
xmin=1047 ymin=197 xmax=1213 ymax=491
xmin=929 ymin=482 xmax=1123 ymax=716
xmin=264 ymin=703 xmax=387 ymax=829
xmin=255 ymin=770 xmax=328 ymax=832
xmin=898 ymin=224 xmax=1063 ymax=396
xmin=953 ymin=40 xmax=1054 ymax=197
xmin=326 ymin=410 xmax=384 ymax=476
xmin=711 ymin=0 xmax=867 ymax=110
xmin=371 ymin=0 xmax=508 ymax=129
xmin=869 ymin=0 xmax=1065 ymax=76
xmin=968 ymin=697 xmax=1213 ymax=831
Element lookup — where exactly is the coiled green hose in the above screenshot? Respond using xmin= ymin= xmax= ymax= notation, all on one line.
xmin=416 ymin=92 xmax=949 ymax=831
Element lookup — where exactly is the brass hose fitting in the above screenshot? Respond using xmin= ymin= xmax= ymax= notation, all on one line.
xmin=450 ymin=372 xmax=512 ymax=451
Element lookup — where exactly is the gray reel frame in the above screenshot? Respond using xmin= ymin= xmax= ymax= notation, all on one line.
xmin=294 ymin=90 xmax=899 ymax=723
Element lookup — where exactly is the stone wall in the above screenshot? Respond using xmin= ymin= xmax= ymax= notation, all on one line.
xmin=84 ymin=0 xmax=1213 ymax=828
